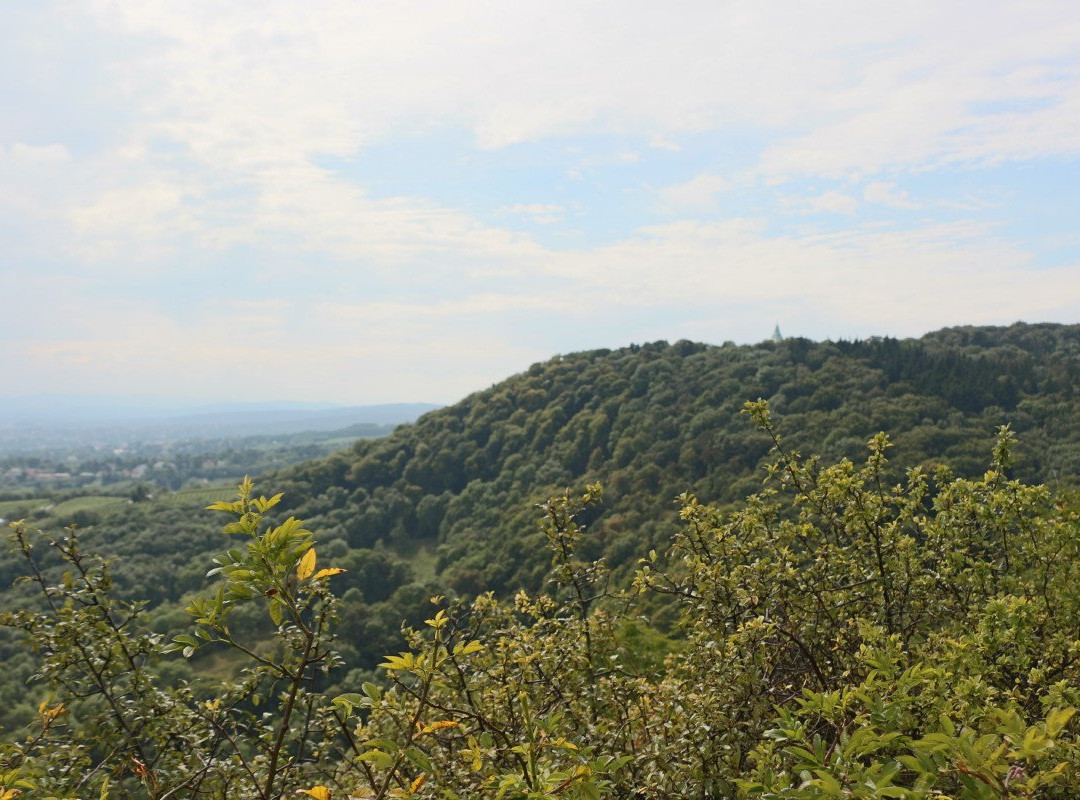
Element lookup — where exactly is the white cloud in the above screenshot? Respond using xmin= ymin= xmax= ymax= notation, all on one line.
xmin=4 ymin=143 xmax=72 ymax=165
xmin=7 ymin=1 xmax=1078 ymax=273
xmin=863 ymin=181 xmax=921 ymax=209
xmin=648 ymin=135 xmax=681 ymax=152
xmin=70 ymin=180 xmax=194 ymax=261
xmin=755 ymin=6 xmax=1080 ymax=179
xmin=8 ymin=209 xmax=1080 ymax=401
xmin=808 ymin=190 xmax=859 ymax=215
xmin=536 ymin=218 xmax=1080 ymax=335
xmin=74 ymin=1 xmax=1080 ymax=172
xmin=655 ymin=173 xmax=728 ymax=214
xmin=4 ymin=1 xmax=1080 ymax=403
xmin=779 ymin=190 xmax=859 ymax=216
xmin=496 ymin=203 xmax=566 ymax=225
xmin=7 ymin=289 xmax=553 ymax=403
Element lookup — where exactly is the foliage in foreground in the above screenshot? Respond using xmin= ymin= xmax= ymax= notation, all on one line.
xmin=3 ymin=404 xmax=1080 ymax=798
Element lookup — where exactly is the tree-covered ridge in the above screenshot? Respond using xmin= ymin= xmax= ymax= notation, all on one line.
xmin=274 ymin=322 xmax=1080 ymax=597
xmin=4 ymin=408 xmax=1080 ymax=798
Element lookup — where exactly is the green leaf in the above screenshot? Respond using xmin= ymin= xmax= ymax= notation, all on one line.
xmin=358 ymin=749 xmax=396 ymax=769
xmin=1046 ymin=707 xmax=1076 ymax=738
xmin=404 ymin=746 xmax=433 ymax=773
xmin=362 ymin=738 xmax=400 ymax=753
xmin=332 ymin=693 xmax=365 ymax=717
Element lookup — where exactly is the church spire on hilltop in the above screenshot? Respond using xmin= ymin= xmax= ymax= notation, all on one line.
xmin=772 ymin=324 xmax=783 ymax=342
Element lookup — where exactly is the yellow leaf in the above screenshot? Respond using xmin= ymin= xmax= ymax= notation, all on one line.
xmin=296 ymin=548 xmax=317 ymax=580
xmin=420 ymin=720 xmax=459 ymax=735
xmin=379 ymin=653 xmax=415 ymax=671
xmin=410 ymin=774 xmax=427 ymax=795
xmin=298 ymin=787 xmax=331 ymax=800
xmin=254 ymin=493 xmax=284 ymax=512
xmin=0 ymin=789 xmax=22 ymax=800
xmin=454 ymin=640 xmax=483 ymax=656
xmin=312 ymin=567 xmax=346 ymax=580
xmin=206 ymin=499 xmax=245 ymax=512
xmin=38 ymin=701 xmax=65 ymax=723
xmin=465 ymin=735 xmax=484 ymax=771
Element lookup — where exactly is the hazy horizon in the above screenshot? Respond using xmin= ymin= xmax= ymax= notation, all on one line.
xmin=0 ymin=397 xmax=442 ymax=426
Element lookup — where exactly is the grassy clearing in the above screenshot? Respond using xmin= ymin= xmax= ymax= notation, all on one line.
xmin=319 ymin=436 xmax=363 ymax=447
xmin=404 ymin=543 xmax=439 ymax=582
xmin=156 ymin=484 xmax=238 ymax=509
xmin=51 ymin=496 xmax=128 ymax=516
xmin=183 ymin=642 xmax=252 ymax=686
xmin=0 ymin=497 xmax=47 ymax=520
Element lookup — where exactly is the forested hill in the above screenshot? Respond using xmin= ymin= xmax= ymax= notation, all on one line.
xmin=271 ymin=322 xmax=1080 ymax=598
xmin=3 ymin=321 xmax=1080 ymax=730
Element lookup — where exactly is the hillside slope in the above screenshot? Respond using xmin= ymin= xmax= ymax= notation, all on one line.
xmin=273 ymin=322 xmax=1080 ymax=597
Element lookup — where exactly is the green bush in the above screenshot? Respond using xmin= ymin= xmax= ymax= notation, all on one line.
xmin=3 ymin=405 xmax=1080 ymax=799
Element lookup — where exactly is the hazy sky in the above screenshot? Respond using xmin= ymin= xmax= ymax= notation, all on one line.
xmin=3 ymin=2 xmax=1080 ymax=405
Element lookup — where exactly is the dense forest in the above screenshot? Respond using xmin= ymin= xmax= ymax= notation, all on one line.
xmin=3 ymin=322 xmax=1080 ymax=798
xmin=271 ymin=321 xmax=1080 ymax=601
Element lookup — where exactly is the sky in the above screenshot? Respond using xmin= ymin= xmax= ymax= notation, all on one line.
xmin=2 ymin=1 xmax=1080 ymax=406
